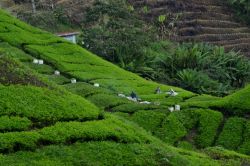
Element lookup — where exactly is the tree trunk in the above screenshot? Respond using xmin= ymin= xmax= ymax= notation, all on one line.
xmin=31 ymin=0 xmax=36 ymax=13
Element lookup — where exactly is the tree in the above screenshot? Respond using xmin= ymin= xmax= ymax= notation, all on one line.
xmin=31 ymin=0 xmax=36 ymax=13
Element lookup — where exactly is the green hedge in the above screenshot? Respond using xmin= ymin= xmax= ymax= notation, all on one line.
xmin=111 ymin=103 xmax=161 ymax=113
xmin=173 ymin=110 xmax=198 ymax=130
xmin=152 ymin=109 xmax=223 ymax=148
xmin=131 ymin=110 xmax=167 ymax=132
xmin=216 ymin=117 xmax=246 ymax=150
xmin=87 ymin=93 xmax=131 ymax=109
xmin=39 ymin=118 xmax=152 ymax=144
xmin=46 ymin=75 xmax=70 ymax=85
xmin=25 ymin=63 xmax=54 ymax=74
xmin=182 ymin=84 xmax=250 ymax=116
xmin=0 ymin=116 xmax=31 ymax=132
xmin=64 ymin=82 xmax=113 ymax=97
xmin=0 ymin=117 xmax=153 ymax=153
xmin=195 ymin=110 xmax=223 ymax=148
xmin=0 ymin=141 xmax=226 ymax=166
xmin=221 ymin=85 xmax=250 ymax=115
xmin=239 ymin=121 xmax=250 ymax=155
xmin=156 ymin=113 xmax=187 ymax=145
xmin=0 ymin=131 xmax=40 ymax=153
xmin=177 ymin=141 xmax=195 ymax=150
xmin=0 ymin=85 xmax=100 ymax=123
xmin=0 ymin=42 xmax=33 ymax=62
xmin=0 ymin=56 xmax=46 ymax=86
xmin=205 ymin=146 xmax=250 ymax=162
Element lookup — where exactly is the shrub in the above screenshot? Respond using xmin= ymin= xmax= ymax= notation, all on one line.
xmin=156 ymin=113 xmax=187 ymax=144
xmin=0 ymin=141 xmax=223 ymax=166
xmin=221 ymin=84 xmax=250 ymax=115
xmin=39 ymin=117 xmax=152 ymax=144
xmin=25 ymin=63 xmax=54 ymax=74
xmin=64 ymin=82 xmax=112 ymax=97
xmin=239 ymin=121 xmax=250 ymax=155
xmin=0 ymin=85 xmax=100 ymax=123
xmin=195 ymin=110 xmax=223 ymax=148
xmin=173 ymin=110 xmax=198 ymax=130
xmin=0 ymin=116 xmax=31 ymax=132
xmin=216 ymin=117 xmax=246 ymax=150
xmin=177 ymin=141 xmax=195 ymax=150
xmin=87 ymin=93 xmax=131 ymax=109
xmin=0 ymin=116 xmax=153 ymax=153
xmin=0 ymin=131 xmax=40 ymax=153
xmin=0 ymin=42 xmax=33 ymax=62
xmin=185 ymin=95 xmax=220 ymax=103
xmin=46 ymin=75 xmax=70 ymax=85
xmin=131 ymin=110 xmax=167 ymax=132
xmin=111 ymin=103 xmax=160 ymax=113
xmin=0 ymin=55 xmax=46 ymax=86
xmin=205 ymin=146 xmax=250 ymax=161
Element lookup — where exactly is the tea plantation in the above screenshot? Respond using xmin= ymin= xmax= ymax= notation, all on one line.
xmin=0 ymin=9 xmax=249 ymax=165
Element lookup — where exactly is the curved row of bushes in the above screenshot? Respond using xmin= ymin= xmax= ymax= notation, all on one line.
xmin=0 ymin=117 xmax=153 ymax=153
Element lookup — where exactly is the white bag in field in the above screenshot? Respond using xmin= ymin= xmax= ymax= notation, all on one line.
xmin=33 ymin=59 xmax=39 ymax=64
xmin=54 ymin=70 xmax=60 ymax=76
xmin=38 ymin=59 xmax=44 ymax=65
xmin=175 ymin=105 xmax=181 ymax=111
xmin=71 ymin=78 xmax=77 ymax=84
xmin=94 ymin=83 xmax=100 ymax=87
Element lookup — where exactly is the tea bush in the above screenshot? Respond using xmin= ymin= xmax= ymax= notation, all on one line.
xmin=195 ymin=110 xmax=223 ymax=148
xmin=239 ymin=121 xmax=250 ymax=155
xmin=130 ymin=110 xmax=167 ymax=132
xmin=0 ymin=116 xmax=31 ymax=132
xmin=156 ymin=113 xmax=187 ymax=144
xmin=0 ymin=85 xmax=100 ymax=122
xmin=216 ymin=117 xmax=246 ymax=150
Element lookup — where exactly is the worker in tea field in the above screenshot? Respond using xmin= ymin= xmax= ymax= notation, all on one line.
xmin=155 ymin=87 xmax=161 ymax=94
xmin=130 ymin=91 xmax=138 ymax=101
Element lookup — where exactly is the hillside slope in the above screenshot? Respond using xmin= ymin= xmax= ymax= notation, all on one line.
xmin=129 ymin=0 xmax=250 ymax=57
xmin=0 ymin=8 xmax=250 ymax=165
xmin=0 ymin=29 xmax=223 ymax=166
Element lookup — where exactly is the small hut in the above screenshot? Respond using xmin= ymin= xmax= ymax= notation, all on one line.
xmin=56 ymin=32 xmax=80 ymax=44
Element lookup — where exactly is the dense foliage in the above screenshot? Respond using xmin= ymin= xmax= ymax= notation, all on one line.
xmin=0 ymin=7 xmax=250 ymax=165
xmin=227 ymin=0 xmax=250 ymax=24
xmin=82 ymin=0 xmax=156 ymax=74
xmin=216 ymin=117 xmax=246 ymax=150
xmin=151 ymin=42 xmax=250 ymax=96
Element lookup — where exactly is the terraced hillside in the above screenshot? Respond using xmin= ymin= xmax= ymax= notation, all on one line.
xmin=129 ymin=0 xmax=250 ymax=57
xmin=0 ymin=9 xmax=250 ymax=165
